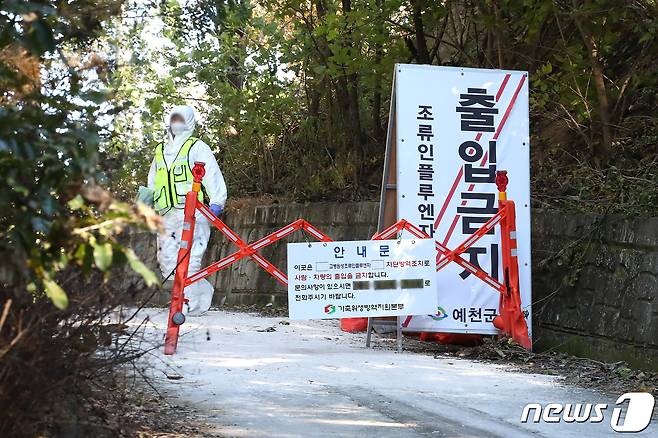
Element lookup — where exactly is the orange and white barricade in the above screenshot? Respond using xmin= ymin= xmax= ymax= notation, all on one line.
xmin=164 ymin=164 xmax=530 ymax=354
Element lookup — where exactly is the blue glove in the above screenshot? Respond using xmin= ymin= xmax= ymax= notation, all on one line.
xmin=210 ymin=203 xmax=223 ymax=217
xmin=136 ymin=186 xmax=154 ymax=207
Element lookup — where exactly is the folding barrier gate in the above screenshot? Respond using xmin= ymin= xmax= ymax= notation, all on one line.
xmin=164 ymin=163 xmax=531 ymax=355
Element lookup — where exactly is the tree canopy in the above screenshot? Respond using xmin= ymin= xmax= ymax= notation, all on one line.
xmin=106 ymin=0 xmax=658 ymax=214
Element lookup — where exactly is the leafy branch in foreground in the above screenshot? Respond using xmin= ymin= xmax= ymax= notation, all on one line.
xmin=1 ymin=0 xmax=162 ymax=308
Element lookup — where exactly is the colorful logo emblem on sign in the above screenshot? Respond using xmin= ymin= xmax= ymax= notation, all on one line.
xmin=430 ymin=306 xmax=448 ymax=321
xmin=324 ymin=304 xmax=336 ymax=315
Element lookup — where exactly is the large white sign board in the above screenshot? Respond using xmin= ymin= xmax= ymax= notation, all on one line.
xmin=394 ymin=64 xmax=531 ymax=334
xmin=287 ymin=239 xmax=438 ymax=320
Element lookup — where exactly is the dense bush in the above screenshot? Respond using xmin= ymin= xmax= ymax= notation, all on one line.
xmin=0 ymin=272 xmax=149 ymax=436
xmin=1 ymin=1 xmax=159 ymax=435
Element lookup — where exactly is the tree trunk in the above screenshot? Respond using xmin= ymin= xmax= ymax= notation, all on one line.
xmin=410 ymin=0 xmax=431 ymax=64
xmin=573 ymin=1 xmax=611 ymax=164
xmin=371 ymin=0 xmax=384 ymax=143
xmin=339 ymin=0 xmax=364 ymax=191
xmin=493 ymin=2 xmax=504 ymax=68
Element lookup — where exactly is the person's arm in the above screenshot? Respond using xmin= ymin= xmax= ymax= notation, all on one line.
xmin=135 ymin=157 xmax=157 ymax=207
xmin=192 ymin=140 xmax=227 ymax=208
xmin=147 ymin=158 xmax=156 ymax=189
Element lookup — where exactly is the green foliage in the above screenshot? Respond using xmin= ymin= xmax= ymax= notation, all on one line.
xmin=108 ymin=0 xmax=408 ymax=201
xmin=43 ymin=276 xmax=69 ymax=310
xmin=0 ymin=0 xmax=158 ymax=308
xmin=106 ymin=0 xmax=658 ymax=214
xmin=498 ymin=0 xmax=658 ymax=213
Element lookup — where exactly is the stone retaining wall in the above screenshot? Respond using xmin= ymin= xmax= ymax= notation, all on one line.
xmin=531 ymin=211 xmax=658 ymax=370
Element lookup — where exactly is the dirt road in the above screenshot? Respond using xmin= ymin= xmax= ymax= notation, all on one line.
xmin=137 ymin=309 xmax=655 ymax=437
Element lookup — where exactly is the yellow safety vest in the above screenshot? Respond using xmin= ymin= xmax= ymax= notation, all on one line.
xmin=153 ymin=136 xmax=204 ymax=215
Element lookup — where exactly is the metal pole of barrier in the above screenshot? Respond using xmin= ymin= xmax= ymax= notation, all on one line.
xmin=493 ymin=171 xmax=531 ymax=349
xmin=183 ymin=218 xmax=334 ymax=289
xmin=164 ymin=162 xmax=206 ymax=355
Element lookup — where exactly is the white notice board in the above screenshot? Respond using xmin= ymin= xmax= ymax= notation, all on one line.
xmin=287 ymin=239 xmax=438 ymax=320
xmin=393 ymin=64 xmax=531 ymax=335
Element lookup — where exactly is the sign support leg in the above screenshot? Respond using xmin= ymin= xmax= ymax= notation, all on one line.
xmin=365 ymin=66 xmax=402 ymax=352
xmin=396 ymin=316 xmax=402 ymax=353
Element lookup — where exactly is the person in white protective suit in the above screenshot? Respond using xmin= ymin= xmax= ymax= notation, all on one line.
xmin=144 ymin=105 xmax=227 ymax=316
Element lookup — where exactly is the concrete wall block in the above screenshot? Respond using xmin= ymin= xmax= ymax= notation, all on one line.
xmin=637 ymin=251 xmax=658 ymax=273
xmin=630 ymin=298 xmax=657 ymax=345
xmin=635 ymin=272 xmax=658 ymax=300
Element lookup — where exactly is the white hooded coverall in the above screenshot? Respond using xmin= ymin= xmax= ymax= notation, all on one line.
xmin=147 ymin=105 xmax=227 ymax=315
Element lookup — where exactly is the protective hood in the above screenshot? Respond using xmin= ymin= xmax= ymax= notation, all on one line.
xmin=165 ymin=105 xmax=196 ymax=151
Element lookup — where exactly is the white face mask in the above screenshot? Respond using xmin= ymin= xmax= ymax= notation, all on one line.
xmin=170 ymin=121 xmax=187 ymax=136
